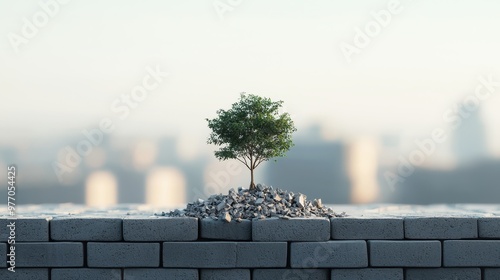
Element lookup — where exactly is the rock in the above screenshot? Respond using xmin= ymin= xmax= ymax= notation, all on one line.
xmin=165 ymin=183 xmax=344 ymax=220
xmin=314 ymin=199 xmax=323 ymax=209
xmin=217 ymin=202 xmax=226 ymax=211
xmin=296 ymin=194 xmax=305 ymax=208
xmin=223 ymin=212 xmax=231 ymax=223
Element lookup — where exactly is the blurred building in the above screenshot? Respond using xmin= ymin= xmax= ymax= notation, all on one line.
xmin=452 ymin=107 xmax=489 ymax=165
xmin=347 ymin=139 xmax=379 ymax=203
xmin=264 ymin=125 xmax=351 ymax=204
xmin=388 ymin=107 xmax=500 ymax=204
xmin=391 ymin=159 xmax=500 ymax=204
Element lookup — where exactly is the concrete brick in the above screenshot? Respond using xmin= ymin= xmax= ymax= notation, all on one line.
xmin=479 ymin=217 xmax=500 ymax=238
xmin=200 ymin=218 xmax=251 ymax=240
xmin=369 ymin=241 xmax=441 ymax=267
xmin=253 ymin=217 xmax=330 ymax=241
xmin=16 ymin=242 xmax=83 ymax=267
xmin=290 ymin=241 xmax=367 ymax=268
xmin=163 ymin=242 xmax=236 ymax=268
xmin=331 ymin=217 xmax=403 ymax=240
xmin=404 ymin=217 xmax=477 ymax=239
xmin=484 ymin=268 xmax=500 ymax=280
xmin=253 ymin=269 xmax=329 ymax=280
xmin=123 ymin=216 xmax=198 ymax=241
xmin=443 ymin=240 xmax=500 ymax=267
xmin=51 ymin=268 xmax=122 ymax=280
xmin=0 ymin=268 xmax=49 ymax=280
xmin=236 ymin=242 xmax=287 ymax=267
xmin=331 ymin=268 xmax=403 ymax=280
xmin=0 ymin=217 xmax=49 ymax=241
xmin=405 ymin=268 xmax=481 ymax=280
xmin=50 ymin=217 xmax=122 ymax=241
xmin=1 ymin=243 xmax=6 ymax=268
xmin=87 ymin=242 xmax=160 ymax=267
xmin=124 ymin=268 xmax=198 ymax=280
xmin=200 ymin=269 xmax=250 ymax=280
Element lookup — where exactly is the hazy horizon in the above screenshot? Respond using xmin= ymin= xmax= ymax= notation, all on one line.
xmin=2 ymin=0 xmax=500 ymax=154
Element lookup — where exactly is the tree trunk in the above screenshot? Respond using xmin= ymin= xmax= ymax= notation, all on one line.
xmin=249 ymin=168 xmax=255 ymax=190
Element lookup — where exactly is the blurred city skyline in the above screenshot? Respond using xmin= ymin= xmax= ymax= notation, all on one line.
xmin=0 ymin=112 xmax=499 ymax=206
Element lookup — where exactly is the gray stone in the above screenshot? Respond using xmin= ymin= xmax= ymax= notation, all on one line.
xmin=165 ymin=185 xmax=343 ymax=220
xmin=314 ymin=199 xmax=323 ymax=208
xmin=443 ymin=240 xmax=500 ymax=267
xmin=0 ymin=268 xmax=49 ymax=280
xmin=200 ymin=269 xmax=250 ymax=280
xmin=50 ymin=217 xmax=122 ymax=241
xmin=253 ymin=269 xmax=329 ymax=280
xmin=163 ymin=242 xmax=236 ymax=268
xmin=217 ymin=202 xmax=226 ymax=211
xmin=404 ymin=217 xmax=477 ymax=239
xmin=87 ymin=242 xmax=159 ymax=267
xmin=16 ymin=242 xmax=83 ymax=267
xmin=236 ymin=242 xmax=287 ymax=267
xmin=331 ymin=268 xmax=403 ymax=280
xmin=124 ymin=269 xmax=198 ymax=280
xmin=290 ymin=241 xmax=367 ymax=268
xmin=331 ymin=217 xmax=403 ymax=239
xmin=253 ymin=217 xmax=330 ymax=241
xmin=484 ymin=269 xmax=500 ymax=280
xmin=0 ymin=217 xmax=49 ymax=241
xmin=123 ymin=216 xmax=197 ymax=241
xmin=200 ymin=218 xmax=252 ymax=240
xmin=369 ymin=241 xmax=441 ymax=267
xmin=296 ymin=194 xmax=305 ymax=208
xmin=479 ymin=217 xmax=500 ymax=238
xmin=405 ymin=268 xmax=481 ymax=280
xmin=51 ymin=268 xmax=122 ymax=280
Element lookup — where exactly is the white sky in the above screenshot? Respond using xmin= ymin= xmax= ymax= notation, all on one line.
xmin=1 ymin=0 xmax=500 ymax=155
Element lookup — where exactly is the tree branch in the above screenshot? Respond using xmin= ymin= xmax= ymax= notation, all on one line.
xmin=236 ymin=158 xmax=251 ymax=169
xmin=249 ymin=153 xmax=254 ymax=170
xmin=252 ymin=155 xmax=260 ymax=169
xmin=254 ymin=158 xmax=265 ymax=168
xmin=241 ymin=155 xmax=249 ymax=167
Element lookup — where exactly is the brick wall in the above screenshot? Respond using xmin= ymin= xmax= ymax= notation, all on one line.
xmin=1 ymin=205 xmax=500 ymax=279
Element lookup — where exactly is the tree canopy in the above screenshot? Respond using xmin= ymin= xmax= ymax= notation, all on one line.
xmin=206 ymin=93 xmax=296 ymax=189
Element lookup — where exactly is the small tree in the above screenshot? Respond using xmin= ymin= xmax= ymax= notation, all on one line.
xmin=206 ymin=93 xmax=296 ymax=190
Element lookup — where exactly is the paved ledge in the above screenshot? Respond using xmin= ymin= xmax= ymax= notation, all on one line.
xmin=0 ymin=204 xmax=499 ymax=279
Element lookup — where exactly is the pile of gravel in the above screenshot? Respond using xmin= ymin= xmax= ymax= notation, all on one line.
xmin=159 ymin=183 xmax=345 ymax=222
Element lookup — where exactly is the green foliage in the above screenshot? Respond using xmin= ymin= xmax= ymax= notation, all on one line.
xmin=206 ymin=93 xmax=296 ymax=188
